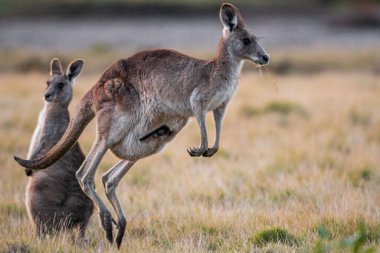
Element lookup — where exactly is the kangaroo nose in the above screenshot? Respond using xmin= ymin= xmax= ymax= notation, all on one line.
xmin=44 ymin=93 xmax=53 ymax=101
xmin=261 ymin=55 xmax=269 ymax=65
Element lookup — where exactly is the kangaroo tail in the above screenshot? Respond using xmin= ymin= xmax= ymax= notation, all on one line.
xmin=14 ymin=90 xmax=95 ymax=169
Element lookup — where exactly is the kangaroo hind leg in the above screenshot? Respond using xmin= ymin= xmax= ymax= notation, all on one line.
xmin=75 ymin=137 xmax=114 ymax=244
xmin=102 ymin=160 xmax=136 ymax=249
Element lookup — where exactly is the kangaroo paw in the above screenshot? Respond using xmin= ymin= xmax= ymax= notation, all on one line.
xmin=202 ymin=148 xmax=218 ymax=157
xmin=25 ymin=169 xmax=33 ymax=176
xmin=115 ymin=218 xmax=127 ymax=250
xmin=99 ymin=210 xmax=113 ymax=244
xmin=187 ymin=147 xmax=207 ymax=157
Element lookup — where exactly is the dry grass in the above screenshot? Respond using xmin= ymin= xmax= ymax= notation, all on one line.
xmin=0 ymin=68 xmax=379 ymax=252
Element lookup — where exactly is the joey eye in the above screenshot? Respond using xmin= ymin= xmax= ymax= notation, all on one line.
xmin=46 ymin=81 xmax=50 ymax=86
xmin=242 ymin=38 xmax=251 ymax=46
xmin=57 ymin=83 xmax=64 ymax=89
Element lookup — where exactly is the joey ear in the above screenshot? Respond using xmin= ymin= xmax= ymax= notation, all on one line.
xmin=50 ymin=58 xmax=63 ymax=76
xmin=220 ymin=3 xmax=244 ymax=32
xmin=66 ymin=60 xmax=84 ymax=81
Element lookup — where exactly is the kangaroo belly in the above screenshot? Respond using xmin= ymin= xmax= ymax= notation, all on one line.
xmin=26 ymin=176 xmax=66 ymax=227
xmin=110 ymin=116 xmax=188 ymax=161
xmin=26 ymin=165 xmax=92 ymax=226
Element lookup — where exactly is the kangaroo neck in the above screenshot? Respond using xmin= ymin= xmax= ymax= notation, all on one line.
xmin=212 ymin=37 xmax=243 ymax=83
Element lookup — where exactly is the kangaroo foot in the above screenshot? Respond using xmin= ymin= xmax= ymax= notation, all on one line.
xmin=187 ymin=147 xmax=207 ymax=157
xmin=115 ymin=218 xmax=127 ymax=250
xmin=99 ymin=210 xmax=113 ymax=244
xmin=139 ymin=125 xmax=171 ymax=141
xmin=153 ymin=126 xmax=171 ymax=138
xmin=202 ymin=148 xmax=219 ymax=157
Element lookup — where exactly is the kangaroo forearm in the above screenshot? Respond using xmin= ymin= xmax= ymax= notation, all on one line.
xmin=27 ymin=126 xmax=42 ymax=159
xmin=212 ymin=104 xmax=227 ymax=149
xmin=197 ymin=113 xmax=208 ymax=149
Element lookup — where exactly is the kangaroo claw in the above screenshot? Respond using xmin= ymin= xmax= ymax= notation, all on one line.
xmin=25 ymin=169 xmax=33 ymax=176
xmin=187 ymin=147 xmax=207 ymax=157
xmin=202 ymin=148 xmax=218 ymax=157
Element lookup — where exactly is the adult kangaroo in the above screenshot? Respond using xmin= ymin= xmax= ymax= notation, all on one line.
xmin=25 ymin=58 xmax=93 ymax=237
xmin=15 ymin=3 xmax=269 ymax=248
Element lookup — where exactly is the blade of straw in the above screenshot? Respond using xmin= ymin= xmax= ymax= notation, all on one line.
xmin=264 ymin=66 xmax=279 ymax=94
xmin=258 ymin=66 xmax=263 ymax=79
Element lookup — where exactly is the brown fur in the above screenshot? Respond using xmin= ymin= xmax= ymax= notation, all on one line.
xmin=25 ymin=59 xmax=93 ymax=237
xmin=15 ymin=3 xmax=269 ymax=248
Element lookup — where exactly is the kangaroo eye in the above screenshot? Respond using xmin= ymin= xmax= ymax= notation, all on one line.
xmin=57 ymin=83 xmax=64 ymax=89
xmin=242 ymin=38 xmax=251 ymax=46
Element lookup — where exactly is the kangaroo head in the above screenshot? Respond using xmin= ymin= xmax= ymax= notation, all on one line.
xmin=220 ymin=3 xmax=269 ymax=66
xmin=44 ymin=58 xmax=84 ymax=105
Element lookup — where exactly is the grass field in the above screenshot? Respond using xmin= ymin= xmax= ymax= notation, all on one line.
xmin=0 ymin=61 xmax=379 ymax=252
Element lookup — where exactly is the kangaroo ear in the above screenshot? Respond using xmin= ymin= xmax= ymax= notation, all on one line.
xmin=66 ymin=60 xmax=84 ymax=81
xmin=50 ymin=58 xmax=63 ymax=76
xmin=220 ymin=3 xmax=244 ymax=32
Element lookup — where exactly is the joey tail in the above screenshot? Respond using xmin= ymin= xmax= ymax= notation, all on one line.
xmin=14 ymin=90 xmax=95 ymax=169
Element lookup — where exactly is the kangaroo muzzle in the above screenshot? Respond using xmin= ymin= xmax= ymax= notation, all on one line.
xmin=258 ymin=53 xmax=270 ymax=65
xmin=44 ymin=92 xmax=54 ymax=102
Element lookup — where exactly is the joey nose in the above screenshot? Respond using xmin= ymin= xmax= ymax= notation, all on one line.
xmin=44 ymin=93 xmax=53 ymax=102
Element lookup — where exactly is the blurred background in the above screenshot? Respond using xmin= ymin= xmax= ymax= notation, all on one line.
xmin=0 ymin=0 xmax=379 ymax=73
xmin=1 ymin=1 xmax=380 ymax=252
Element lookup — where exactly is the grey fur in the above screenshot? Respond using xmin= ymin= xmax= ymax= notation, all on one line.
xmin=25 ymin=58 xmax=93 ymax=237
xmin=15 ymin=3 xmax=269 ymax=248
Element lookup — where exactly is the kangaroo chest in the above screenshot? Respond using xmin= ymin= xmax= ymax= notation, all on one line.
xmin=207 ymin=78 xmax=238 ymax=111
xmin=207 ymin=61 xmax=242 ymax=110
